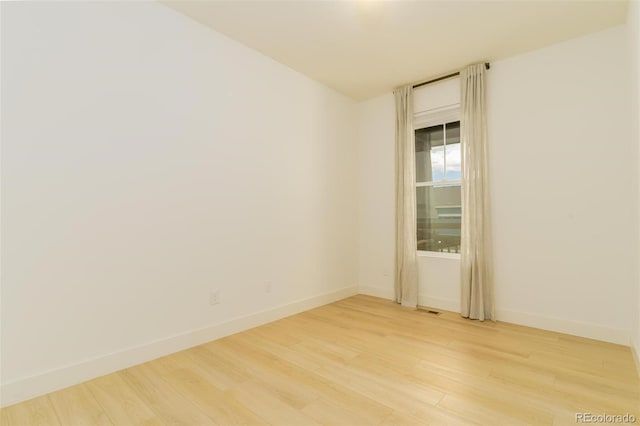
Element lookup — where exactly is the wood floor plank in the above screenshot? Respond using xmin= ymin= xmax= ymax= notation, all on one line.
xmin=209 ymin=327 xmax=394 ymax=425
xmin=0 ymin=395 xmax=61 ymax=426
xmin=148 ymin=356 xmax=268 ymax=426
xmin=314 ymin=363 xmax=467 ymax=425
xmin=229 ymin=381 xmax=321 ymax=426
xmin=244 ymin=320 xmax=302 ymax=347
xmin=4 ymin=295 xmax=639 ymax=425
xmin=240 ymin=330 xmax=323 ymax=371
xmin=437 ymin=392 xmax=552 ymax=426
xmin=118 ymin=363 xmax=215 ymax=425
xmin=84 ymin=373 xmax=163 ymax=426
xmin=181 ymin=344 xmax=252 ymax=390
xmin=211 ymin=337 xmax=321 ymax=410
xmin=47 ymin=385 xmax=113 ymax=426
xmin=379 ymin=409 xmax=479 ymax=426
xmin=300 ymin=397 xmax=387 ymax=426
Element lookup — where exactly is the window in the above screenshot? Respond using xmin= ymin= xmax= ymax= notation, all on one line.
xmin=415 ymin=120 xmax=461 ymax=253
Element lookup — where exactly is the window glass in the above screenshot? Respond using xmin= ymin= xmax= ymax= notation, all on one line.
xmin=444 ymin=122 xmax=461 ymax=180
xmin=415 ymin=125 xmax=444 ymax=183
xmin=415 ymin=119 xmax=461 ymax=253
xmin=416 ymin=185 xmax=461 ymax=253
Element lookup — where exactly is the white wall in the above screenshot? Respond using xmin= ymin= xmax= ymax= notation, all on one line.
xmin=357 ymin=94 xmax=395 ymax=299
xmin=1 ymin=1 xmax=358 ymax=406
xmin=488 ymin=25 xmax=634 ymax=344
xmin=358 ymin=25 xmax=635 ymax=345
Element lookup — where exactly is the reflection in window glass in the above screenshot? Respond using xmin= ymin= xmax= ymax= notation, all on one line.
xmin=444 ymin=143 xmax=461 ymax=180
xmin=446 ymin=121 xmax=460 ymax=144
xmin=444 ymin=121 xmax=461 ymax=180
xmin=416 ymin=185 xmax=461 ymax=253
xmin=415 ymin=125 xmax=444 ymax=182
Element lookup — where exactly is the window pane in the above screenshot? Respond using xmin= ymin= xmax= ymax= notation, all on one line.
xmin=415 ymin=125 xmax=444 ymax=182
xmin=445 ymin=143 xmax=461 ymax=180
xmin=446 ymin=121 xmax=460 ymax=144
xmin=416 ymin=185 xmax=461 ymax=253
xmin=445 ymin=121 xmax=461 ymax=180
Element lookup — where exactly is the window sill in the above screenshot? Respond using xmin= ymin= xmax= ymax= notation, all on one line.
xmin=417 ymin=251 xmax=461 ymax=260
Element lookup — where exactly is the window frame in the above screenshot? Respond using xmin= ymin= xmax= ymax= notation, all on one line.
xmin=414 ymin=105 xmax=462 ymax=257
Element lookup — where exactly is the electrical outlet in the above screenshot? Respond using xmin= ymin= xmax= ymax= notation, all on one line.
xmin=265 ymin=281 xmax=272 ymax=294
xmin=209 ymin=290 xmax=220 ymax=306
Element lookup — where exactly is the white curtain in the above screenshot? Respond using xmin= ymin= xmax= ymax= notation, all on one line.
xmin=394 ymin=86 xmax=418 ymax=308
xmin=460 ymin=64 xmax=495 ymax=321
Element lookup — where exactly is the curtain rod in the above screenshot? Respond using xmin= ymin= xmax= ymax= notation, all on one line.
xmin=412 ymin=62 xmax=491 ymax=89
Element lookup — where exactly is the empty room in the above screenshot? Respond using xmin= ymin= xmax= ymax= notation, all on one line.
xmin=1 ymin=0 xmax=639 ymax=425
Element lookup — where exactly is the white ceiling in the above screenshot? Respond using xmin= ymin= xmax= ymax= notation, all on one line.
xmin=162 ymin=0 xmax=629 ymax=100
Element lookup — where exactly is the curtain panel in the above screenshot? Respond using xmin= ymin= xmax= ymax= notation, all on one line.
xmin=460 ymin=63 xmax=495 ymax=321
xmin=393 ymin=86 xmax=418 ymax=308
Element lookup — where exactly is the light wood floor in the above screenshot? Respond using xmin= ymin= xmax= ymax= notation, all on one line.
xmin=2 ymin=295 xmax=639 ymax=426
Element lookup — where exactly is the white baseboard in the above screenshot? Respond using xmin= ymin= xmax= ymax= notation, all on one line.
xmin=358 ymin=285 xmax=394 ymax=300
xmin=358 ymin=287 xmax=460 ymax=313
xmin=496 ymin=308 xmax=629 ymax=346
xmin=0 ymin=285 xmax=358 ymax=408
xmin=418 ymin=295 xmax=459 ymax=313
xmin=358 ymin=286 xmax=630 ymax=346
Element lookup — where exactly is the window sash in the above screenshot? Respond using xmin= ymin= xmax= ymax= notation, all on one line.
xmin=414 ymin=107 xmax=462 ymax=254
